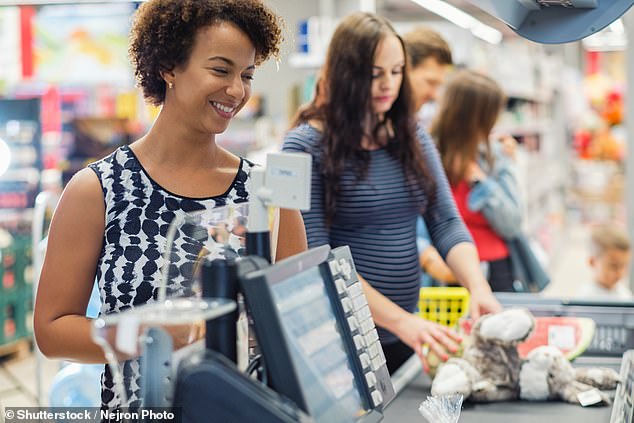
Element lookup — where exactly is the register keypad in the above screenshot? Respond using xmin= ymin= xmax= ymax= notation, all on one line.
xmin=328 ymin=246 xmax=391 ymax=408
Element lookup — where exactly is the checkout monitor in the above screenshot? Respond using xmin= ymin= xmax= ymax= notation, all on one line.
xmin=239 ymin=245 xmax=391 ymax=423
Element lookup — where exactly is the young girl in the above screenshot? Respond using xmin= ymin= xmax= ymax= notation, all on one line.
xmin=283 ymin=12 xmax=501 ymax=374
xmin=34 ymin=0 xmax=306 ymax=410
xmin=432 ymin=69 xmax=522 ymax=292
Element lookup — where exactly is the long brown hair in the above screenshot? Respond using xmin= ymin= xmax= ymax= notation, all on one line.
xmin=431 ymin=69 xmax=506 ymax=186
xmin=292 ymin=12 xmax=435 ymax=226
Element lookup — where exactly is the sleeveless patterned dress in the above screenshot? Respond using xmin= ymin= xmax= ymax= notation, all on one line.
xmin=88 ymin=145 xmax=253 ymax=410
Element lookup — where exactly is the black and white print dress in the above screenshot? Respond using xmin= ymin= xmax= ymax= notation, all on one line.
xmin=88 ymin=145 xmax=253 ymax=411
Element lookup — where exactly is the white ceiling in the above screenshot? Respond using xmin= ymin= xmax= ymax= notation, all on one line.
xmin=376 ymin=0 xmax=519 ymax=37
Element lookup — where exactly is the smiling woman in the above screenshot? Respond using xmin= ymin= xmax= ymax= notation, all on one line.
xmin=33 ymin=0 xmax=307 ymax=414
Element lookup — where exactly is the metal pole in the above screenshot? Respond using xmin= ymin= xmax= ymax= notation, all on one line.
xmin=201 ymin=259 xmax=238 ymax=363
xmin=624 ymin=11 xmax=634 ymax=290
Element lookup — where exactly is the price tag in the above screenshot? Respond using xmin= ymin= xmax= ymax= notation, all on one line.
xmin=548 ymin=325 xmax=575 ymax=350
xmin=577 ymin=388 xmax=603 ymax=407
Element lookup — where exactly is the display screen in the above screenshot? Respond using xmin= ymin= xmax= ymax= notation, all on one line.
xmin=271 ymin=266 xmax=366 ymax=423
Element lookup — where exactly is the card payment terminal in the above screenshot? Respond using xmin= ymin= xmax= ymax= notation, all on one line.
xmin=174 ymin=245 xmax=394 ymax=422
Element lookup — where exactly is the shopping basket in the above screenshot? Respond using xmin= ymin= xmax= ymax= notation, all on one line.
xmin=418 ymin=287 xmax=470 ymax=327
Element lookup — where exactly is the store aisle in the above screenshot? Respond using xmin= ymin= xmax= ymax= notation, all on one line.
xmin=0 ymin=350 xmax=58 ymax=408
xmin=543 ymin=223 xmax=593 ymax=298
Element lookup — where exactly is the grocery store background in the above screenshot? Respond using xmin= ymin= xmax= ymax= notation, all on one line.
xmin=0 ymin=0 xmax=631 ymax=409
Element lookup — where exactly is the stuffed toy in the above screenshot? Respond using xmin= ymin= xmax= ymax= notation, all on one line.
xmin=431 ymin=308 xmax=620 ymax=405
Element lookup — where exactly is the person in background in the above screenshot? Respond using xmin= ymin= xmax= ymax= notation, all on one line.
xmin=578 ymin=224 xmax=633 ymax=299
xmin=283 ymin=12 xmax=501 ymax=374
xmin=34 ymin=0 xmax=306 ymax=411
xmin=403 ymin=26 xmax=453 ymax=118
xmin=432 ymin=69 xmax=523 ymax=292
xmin=403 ymin=26 xmax=456 ymax=286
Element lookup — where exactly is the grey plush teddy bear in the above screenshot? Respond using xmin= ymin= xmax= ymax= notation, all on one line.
xmin=431 ymin=308 xmax=620 ymax=405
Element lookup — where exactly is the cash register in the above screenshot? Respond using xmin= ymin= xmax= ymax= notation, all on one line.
xmin=172 ymin=245 xmax=395 ymax=422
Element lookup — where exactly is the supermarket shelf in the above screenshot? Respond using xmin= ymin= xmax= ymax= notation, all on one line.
xmin=497 ymin=121 xmax=552 ymax=137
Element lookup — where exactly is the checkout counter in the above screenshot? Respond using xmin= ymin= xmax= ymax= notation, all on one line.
xmin=151 ymin=196 xmax=634 ymax=422
xmin=386 ymin=295 xmax=634 ymax=423
xmin=95 ymin=238 xmax=634 ymax=423
xmin=122 ymin=245 xmax=395 ymax=422
xmin=99 ymin=243 xmax=633 ymax=423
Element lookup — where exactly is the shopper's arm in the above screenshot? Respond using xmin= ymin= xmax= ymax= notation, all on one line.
xmin=275 ymin=209 xmax=308 ymax=261
xmin=416 ymin=127 xmax=502 ymax=319
xmin=420 ymin=246 xmax=456 ymax=283
xmin=444 ymin=242 xmax=502 ymax=320
xmin=34 ymin=168 xmax=109 ymax=363
xmin=359 ymin=274 xmax=461 ymax=372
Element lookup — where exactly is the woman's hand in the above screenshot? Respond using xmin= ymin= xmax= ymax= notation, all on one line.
xmin=466 ymin=161 xmax=486 ymax=184
xmin=468 ymin=284 xmax=503 ymax=321
xmin=420 ymin=246 xmax=456 ymax=283
xmin=498 ymin=135 xmax=518 ymax=160
xmin=392 ymin=314 xmax=462 ymax=373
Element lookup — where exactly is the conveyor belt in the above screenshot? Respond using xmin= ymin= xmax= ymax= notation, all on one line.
xmin=385 ymin=355 xmax=616 ymax=423
xmin=384 ymin=296 xmax=634 ymax=422
xmin=495 ymin=294 xmax=634 ymax=358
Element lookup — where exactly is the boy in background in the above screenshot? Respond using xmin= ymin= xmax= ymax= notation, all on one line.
xmin=578 ymin=224 xmax=633 ymax=299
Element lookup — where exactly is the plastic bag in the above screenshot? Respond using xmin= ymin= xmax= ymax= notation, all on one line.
xmin=419 ymin=394 xmax=463 ymax=423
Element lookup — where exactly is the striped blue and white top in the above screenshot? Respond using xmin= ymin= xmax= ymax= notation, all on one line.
xmin=282 ymin=123 xmax=472 ymax=343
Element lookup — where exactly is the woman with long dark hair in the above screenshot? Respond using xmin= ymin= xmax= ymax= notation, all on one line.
xmin=283 ymin=12 xmax=501 ymax=374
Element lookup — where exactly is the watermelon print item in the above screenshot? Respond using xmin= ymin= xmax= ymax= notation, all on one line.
xmin=460 ymin=316 xmax=596 ymax=360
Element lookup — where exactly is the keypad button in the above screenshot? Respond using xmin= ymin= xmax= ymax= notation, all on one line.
xmin=365 ymin=372 xmax=377 ymax=388
xmin=364 ymin=329 xmax=379 ymax=346
xmin=334 ymin=278 xmax=346 ymax=294
xmin=347 ymin=283 xmax=362 ymax=298
xmin=328 ymin=260 xmax=341 ymax=275
xmin=371 ymin=390 xmax=383 ymax=407
xmin=372 ymin=354 xmax=386 ymax=371
xmin=353 ymin=335 xmax=365 ymax=350
xmin=353 ymin=295 xmax=367 ymax=311
xmin=359 ymin=353 xmax=371 ymax=369
xmin=347 ymin=316 xmax=359 ymax=332
xmin=341 ymin=298 xmax=353 ymax=313
xmin=360 ymin=319 xmax=375 ymax=334
xmin=339 ymin=258 xmax=353 ymax=280
xmin=358 ymin=305 xmax=372 ymax=321
xmin=368 ymin=343 xmax=381 ymax=359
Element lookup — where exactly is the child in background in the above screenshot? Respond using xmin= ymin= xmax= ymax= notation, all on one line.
xmin=578 ymin=224 xmax=633 ymax=300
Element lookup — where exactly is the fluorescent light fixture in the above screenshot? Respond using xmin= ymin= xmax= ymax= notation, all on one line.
xmin=0 ymin=138 xmax=11 ymax=177
xmin=609 ymin=18 xmax=625 ymax=34
xmin=410 ymin=0 xmax=503 ymax=44
xmin=582 ymin=18 xmax=627 ymax=51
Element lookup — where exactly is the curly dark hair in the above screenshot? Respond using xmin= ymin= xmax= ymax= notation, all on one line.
xmin=293 ymin=12 xmax=435 ymax=226
xmin=129 ymin=0 xmax=283 ymax=106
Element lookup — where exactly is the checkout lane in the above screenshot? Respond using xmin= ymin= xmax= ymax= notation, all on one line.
xmin=105 ymin=238 xmax=634 ymax=423
xmin=385 ymin=294 xmax=634 ymax=423
xmin=386 ymin=356 xmax=614 ymax=423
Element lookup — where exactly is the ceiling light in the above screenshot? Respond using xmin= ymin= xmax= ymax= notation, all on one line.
xmin=410 ymin=0 xmax=503 ymax=44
